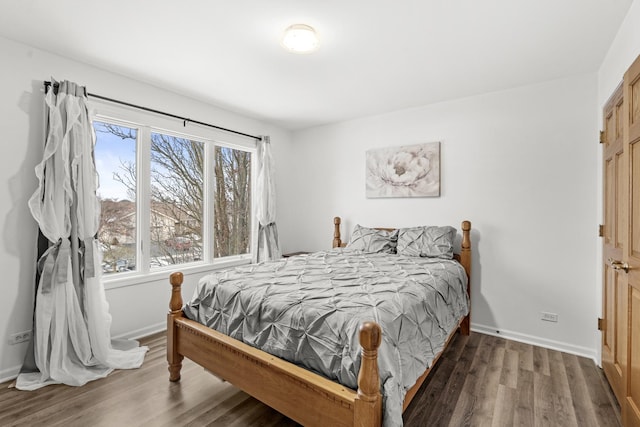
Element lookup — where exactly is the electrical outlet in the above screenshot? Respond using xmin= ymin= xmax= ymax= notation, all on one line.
xmin=541 ymin=312 xmax=558 ymax=323
xmin=9 ymin=330 xmax=32 ymax=345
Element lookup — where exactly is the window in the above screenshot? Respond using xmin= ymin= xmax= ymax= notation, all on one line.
xmin=94 ymin=121 xmax=138 ymax=275
xmin=92 ymin=105 xmax=255 ymax=281
xmin=214 ymin=146 xmax=252 ymax=257
xmin=149 ymin=132 xmax=204 ymax=269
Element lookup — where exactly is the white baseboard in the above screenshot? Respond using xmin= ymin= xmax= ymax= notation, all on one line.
xmin=0 ymin=365 xmax=21 ymax=385
xmin=111 ymin=321 xmax=166 ymax=341
xmin=471 ymin=323 xmax=597 ymax=363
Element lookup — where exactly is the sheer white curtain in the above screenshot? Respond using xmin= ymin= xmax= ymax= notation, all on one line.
xmin=256 ymin=136 xmax=281 ymax=262
xmin=16 ymin=80 xmax=147 ymax=390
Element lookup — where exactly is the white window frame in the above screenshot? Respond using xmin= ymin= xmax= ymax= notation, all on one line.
xmin=90 ymin=99 xmax=258 ymax=290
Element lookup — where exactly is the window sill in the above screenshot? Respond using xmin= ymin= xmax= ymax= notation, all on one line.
xmin=103 ymin=257 xmax=253 ymax=291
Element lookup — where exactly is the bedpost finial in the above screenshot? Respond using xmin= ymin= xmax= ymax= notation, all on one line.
xmin=461 ymin=221 xmax=471 ymax=251
xmin=169 ymin=272 xmax=184 ymax=313
xmin=359 ymin=321 xmax=382 ymax=351
xmin=333 ymin=217 xmax=343 ymax=249
xmin=170 ymin=271 xmax=184 ymax=286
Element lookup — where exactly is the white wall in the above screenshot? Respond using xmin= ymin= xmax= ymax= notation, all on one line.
xmin=0 ymin=35 xmax=292 ymax=382
xmin=279 ymin=74 xmax=599 ymax=359
xmin=598 ymin=0 xmax=640 ymax=105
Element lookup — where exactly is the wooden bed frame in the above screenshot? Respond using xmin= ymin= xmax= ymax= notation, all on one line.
xmin=167 ymin=217 xmax=471 ymax=427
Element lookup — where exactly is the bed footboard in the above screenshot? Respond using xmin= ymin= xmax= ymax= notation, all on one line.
xmin=167 ymin=272 xmax=382 ymax=427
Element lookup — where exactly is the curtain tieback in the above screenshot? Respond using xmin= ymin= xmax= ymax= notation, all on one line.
xmin=80 ymin=238 xmax=96 ymax=279
xmin=38 ymin=238 xmax=71 ymax=294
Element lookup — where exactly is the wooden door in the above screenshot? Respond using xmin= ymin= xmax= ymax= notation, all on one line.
xmin=602 ymin=83 xmax=627 ymax=406
xmin=623 ymin=54 xmax=640 ymax=427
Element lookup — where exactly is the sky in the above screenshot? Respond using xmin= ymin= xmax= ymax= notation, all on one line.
xmin=93 ymin=121 xmax=136 ymax=201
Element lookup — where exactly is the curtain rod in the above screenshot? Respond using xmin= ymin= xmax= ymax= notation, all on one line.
xmin=43 ymin=80 xmax=261 ymax=141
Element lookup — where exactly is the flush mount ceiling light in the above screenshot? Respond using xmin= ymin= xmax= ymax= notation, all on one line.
xmin=281 ymin=24 xmax=319 ymax=54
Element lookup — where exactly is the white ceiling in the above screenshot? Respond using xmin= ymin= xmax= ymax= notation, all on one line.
xmin=0 ymin=0 xmax=634 ymax=130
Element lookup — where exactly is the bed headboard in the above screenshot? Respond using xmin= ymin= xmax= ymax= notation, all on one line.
xmin=332 ymin=216 xmax=471 ymax=283
xmin=333 ymin=218 xmax=402 ymax=248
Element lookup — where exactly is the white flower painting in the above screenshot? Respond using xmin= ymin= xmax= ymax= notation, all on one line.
xmin=366 ymin=142 xmax=440 ymax=198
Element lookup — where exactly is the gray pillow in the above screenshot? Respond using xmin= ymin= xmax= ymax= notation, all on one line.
xmin=397 ymin=226 xmax=456 ymax=259
xmin=346 ymin=224 xmax=398 ymax=254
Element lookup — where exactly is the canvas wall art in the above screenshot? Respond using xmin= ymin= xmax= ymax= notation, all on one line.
xmin=366 ymin=142 xmax=440 ymax=198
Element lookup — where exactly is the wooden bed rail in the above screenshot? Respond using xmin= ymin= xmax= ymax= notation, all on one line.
xmin=167 ymin=271 xmax=383 ymax=426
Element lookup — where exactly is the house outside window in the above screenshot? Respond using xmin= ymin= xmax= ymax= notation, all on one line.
xmin=92 ymin=103 xmax=256 ymax=283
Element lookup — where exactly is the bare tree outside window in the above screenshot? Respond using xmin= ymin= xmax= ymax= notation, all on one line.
xmin=214 ymin=146 xmax=251 ymax=257
xmin=149 ymin=132 xmax=204 ymax=268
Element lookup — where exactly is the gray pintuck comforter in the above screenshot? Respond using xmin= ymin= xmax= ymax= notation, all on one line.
xmin=183 ymin=248 xmax=469 ymax=427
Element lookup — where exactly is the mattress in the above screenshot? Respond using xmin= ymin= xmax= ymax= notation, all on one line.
xmin=183 ymin=248 xmax=469 ymax=427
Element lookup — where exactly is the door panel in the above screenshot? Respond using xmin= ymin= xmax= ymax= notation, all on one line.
xmin=624 ymin=54 xmax=640 ymax=427
xmin=633 ymin=141 xmax=640 ymax=258
xmin=603 ymin=84 xmax=626 ymax=405
xmin=604 ymin=265 xmax=614 ymax=356
xmin=619 ymin=151 xmax=626 ymax=248
xmin=628 ymin=287 xmax=640 ymax=426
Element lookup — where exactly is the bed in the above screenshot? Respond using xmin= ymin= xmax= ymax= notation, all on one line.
xmin=167 ymin=217 xmax=472 ymax=427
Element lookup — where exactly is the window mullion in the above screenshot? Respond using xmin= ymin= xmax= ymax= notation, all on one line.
xmin=204 ymin=142 xmax=215 ymax=263
xmin=138 ymin=126 xmax=152 ymax=273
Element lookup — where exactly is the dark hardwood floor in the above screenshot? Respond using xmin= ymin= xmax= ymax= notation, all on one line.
xmin=0 ymin=331 xmax=620 ymax=426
